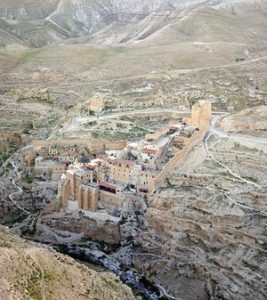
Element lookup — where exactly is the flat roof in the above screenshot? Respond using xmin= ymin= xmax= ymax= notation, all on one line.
xmin=115 ymin=159 xmax=136 ymax=166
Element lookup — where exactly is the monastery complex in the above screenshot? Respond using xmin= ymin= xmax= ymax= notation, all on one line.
xmin=31 ymin=101 xmax=212 ymax=220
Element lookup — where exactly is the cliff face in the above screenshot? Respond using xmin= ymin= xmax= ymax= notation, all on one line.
xmin=130 ymin=135 xmax=267 ymax=300
xmin=0 ymin=226 xmax=135 ymax=300
xmin=37 ymin=210 xmax=121 ymax=245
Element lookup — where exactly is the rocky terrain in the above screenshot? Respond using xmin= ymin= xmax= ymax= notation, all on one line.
xmin=219 ymin=106 xmax=267 ymax=134
xmin=0 ymin=0 xmax=267 ymax=299
xmin=0 ymin=0 xmax=211 ymax=48
xmin=129 ymin=127 xmax=267 ymax=299
xmin=0 ymin=1 xmax=266 ymax=155
xmin=0 ymin=226 xmax=135 ymax=300
xmin=0 ymin=0 xmax=267 ymax=114
xmin=1 ymin=110 xmax=265 ymax=300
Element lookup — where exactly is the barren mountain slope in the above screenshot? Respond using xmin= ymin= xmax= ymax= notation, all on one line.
xmin=87 ymin=0 xmax=267 ymax=46
xmin=1 ymin=0 xmax=266 ymax=48
xmin=0 ymin=0 xmax=207 ymax=47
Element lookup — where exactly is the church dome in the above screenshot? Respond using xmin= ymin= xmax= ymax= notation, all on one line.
xmin=79 ymin=155 xmax=90 ymax=164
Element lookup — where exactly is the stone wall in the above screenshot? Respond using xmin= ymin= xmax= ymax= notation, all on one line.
xmin=145 ymin=127 xmax=169 ymax=141
xmin=78 ymin=184 xmax=98 ymax=211
xmin=32 ymin=139 xmax=127 ymax=151
xmin=99 ymin=190 xmax=125 ymax=210
xmin=154 ymin=123 xmax=209 ymax=189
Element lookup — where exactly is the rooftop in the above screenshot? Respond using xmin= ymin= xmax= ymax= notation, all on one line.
xmin=115 ymin=159 xmax=136 ymax=166
xmin=79 ymin=155 xmax=90 ymax=164
xmin=100 ymin=182 xmax=117 ymax=190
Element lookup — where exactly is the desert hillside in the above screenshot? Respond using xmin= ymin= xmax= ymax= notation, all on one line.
xmin=0 ymin=226 xmax=135 ymax=300
xmin=219 ymin=106 xmax=267 ymax=134
xmin=0 ymin=1 xmax=266 ymax=300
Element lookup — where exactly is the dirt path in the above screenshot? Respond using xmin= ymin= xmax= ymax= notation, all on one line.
xmin=27 ymin=250 xmax=47 ymax=300
xmin=204 ymin=118 xmax=267 ymax=217
xmin=3 ymin=146 xmax=32 ymax=215
xmin=2 ymin=145 xmax=35 ymax=232
xmin=204 ymin=132 xmax=262 ymax=189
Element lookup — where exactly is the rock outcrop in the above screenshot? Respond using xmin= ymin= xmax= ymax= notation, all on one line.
xmin=219 ymin=106 xmax=267 ymax=134
xmin=37 ymin=210 xmax=121 ymax=245
xmin=5 ymin=88 xmax=53 ymax=104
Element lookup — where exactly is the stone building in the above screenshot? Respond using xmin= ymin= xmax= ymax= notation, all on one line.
xmin=55 ymin=100 xmax=212 ymax=215
xmin=59 ymin=168 xmax=98 ymax=211
xmin=186 ymin=100 xmax=212 ymax=128
xmin=34 ymin=157 xmax=66 ymax=177
xmin=89 ymin=97 xmax=105 ymax=113
xmin=58 ymin=155 xmax=75 ymax=164
xmin=109 ymin=159 xmax=140 ymax=183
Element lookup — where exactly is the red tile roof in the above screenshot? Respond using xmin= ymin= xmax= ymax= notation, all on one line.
xmin=100 ymin=182 xmax=116 ymax=190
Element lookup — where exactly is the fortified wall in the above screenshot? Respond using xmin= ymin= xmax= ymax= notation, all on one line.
xmin=153 ymin=124 xmax=209 ymax=189
xmin=32 ymin=139 xmax=127 ymax=151
xmin=152 ymin=101 xmax=212 ymax=191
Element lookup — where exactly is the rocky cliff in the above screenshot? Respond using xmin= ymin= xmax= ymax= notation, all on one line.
xmin=128 ymin=132 xmax=267 ymax=300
